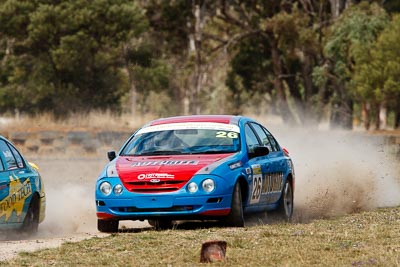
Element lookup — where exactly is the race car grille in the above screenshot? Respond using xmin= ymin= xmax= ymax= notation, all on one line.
xmin=124 ymin=180 xmax=186 ymax=193
xmin=115 ymin=206 xmax=200 ymax=213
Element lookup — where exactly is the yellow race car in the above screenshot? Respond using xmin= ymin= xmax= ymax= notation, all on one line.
xmin=0 ymin=135 xmax=46 ymax=234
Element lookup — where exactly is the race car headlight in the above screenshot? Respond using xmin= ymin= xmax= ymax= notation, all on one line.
xmin=187 ymin=182 xmax=198 ymax=193
xmin=99 ymin=182 xmax=112 ymax=196
xmin=202 ymin=179 xmax=215 ymax=193
xmin=113 ymin=184 xmax=123 ymax=195
xmin=106 ymin=162 xmax=118 ymax=177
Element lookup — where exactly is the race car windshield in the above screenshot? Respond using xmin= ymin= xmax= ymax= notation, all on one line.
xmin=121 ymin=126 xmax=241 ymax=156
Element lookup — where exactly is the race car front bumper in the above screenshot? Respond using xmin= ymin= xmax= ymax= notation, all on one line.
xmin=95 ymin=174 xmax=233 ymax=221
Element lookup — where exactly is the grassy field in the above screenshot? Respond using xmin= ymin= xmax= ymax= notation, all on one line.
xmin=1 ymin=206 xmax=399 ymax=267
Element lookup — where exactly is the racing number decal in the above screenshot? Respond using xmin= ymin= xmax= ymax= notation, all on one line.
xmin=216 ymin=131 xmax=238 ymax=138
xmin=250 ymin=164 xmax=262 ymax=204
xmin=250 ymin=165 xmax=284 ymax=204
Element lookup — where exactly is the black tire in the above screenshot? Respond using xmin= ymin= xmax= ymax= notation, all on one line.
xmin=224 ymin=182 xmax=244 ymax=227
xmin=276 ymin=179 xmax=294 ymax=222
xmin=98 ymin=219 xmax=119 ymax=233
xmin=21 ymin=195 xmax=40 ymax=234
xmin=148 ymin=219 xmax=173 ymax=230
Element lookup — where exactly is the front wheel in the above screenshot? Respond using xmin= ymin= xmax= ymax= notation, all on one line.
xmin=223 ymin=182 xmax=244 ymax=227
xmin=276 ymin=179 xmax=294 ymax=221
xmin=98 ymin=219 xmax=119 ymax=233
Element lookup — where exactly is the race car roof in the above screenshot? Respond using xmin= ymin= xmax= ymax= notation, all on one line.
xmin=148 ymin=115 xmax=241 ymax=126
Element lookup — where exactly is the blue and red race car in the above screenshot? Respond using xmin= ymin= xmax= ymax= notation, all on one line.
xmin=0 ymin=135 xmax=46 ymax=234
xmin=95 ymin=115 xmax=295 ymax=232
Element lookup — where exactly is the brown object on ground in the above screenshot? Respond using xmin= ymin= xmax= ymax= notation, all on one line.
xmin=200 ymin=240 xmax=227 ymax=263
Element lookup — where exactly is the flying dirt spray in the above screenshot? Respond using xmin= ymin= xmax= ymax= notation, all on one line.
xmin=270 ymin=125 xmax=400 ymax=222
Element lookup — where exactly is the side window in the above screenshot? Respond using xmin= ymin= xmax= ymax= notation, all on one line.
xmin=245 ymin=124 xmax=260 ymax=153
xmin=0 ymin=157 xmax=4 ymax=171
xmin=9 ymin=144 xmax=24 ymax=168
xmin=263 ymin=127 xmax=280 ymax=152
xmin=268 ymin=135 xmax=279 ymax=151
xmin=0 ymin=140 xmax=18 ymax=170
xmin=250 ymin=123 xmax=273 ymax=152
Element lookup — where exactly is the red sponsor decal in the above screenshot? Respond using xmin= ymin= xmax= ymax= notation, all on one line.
xmin=200 ymin=208 xmax=231 ymax=216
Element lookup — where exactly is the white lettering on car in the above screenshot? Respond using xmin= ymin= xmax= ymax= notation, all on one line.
xmin=137 ymin=173 xmax=175 ymax=180
xmin=131 ymin=160 xmax=199 ymax=167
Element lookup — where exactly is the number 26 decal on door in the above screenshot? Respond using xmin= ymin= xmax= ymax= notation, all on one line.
xmin=250 ymin=164 xmax=262 ymax=204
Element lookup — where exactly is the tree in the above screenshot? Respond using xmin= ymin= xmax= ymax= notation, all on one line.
xmin=354 ymin=14 xmax=400 ymax=129
xmin=208 ymin=1 xmax=336 ymax=125
xmin=0 ymin=0 xmax=147 ymax=116
xmin=319 ymin=2 xmax=388 ymax=129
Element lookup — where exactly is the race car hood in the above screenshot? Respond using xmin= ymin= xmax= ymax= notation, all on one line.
xmin=116 ymin=154 xmax=231 ymax=184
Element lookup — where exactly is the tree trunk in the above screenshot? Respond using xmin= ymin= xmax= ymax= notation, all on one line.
xmin=361 ymin=102 xmax=370 ymax=130
xmin=123 ymin=44 xmax=137 ymax=117
xmin=330 ymin=82 xmax=353 ymax=130
xmin=329 ymin=0 xmax=352 ymax=18
xmin=189 ymin=0 xmax=204 ymax=115
xmin=379 ymin=102 xmax=387 ymax=129
xmin=374 ymin=103 xmax=380 ymax=130
xmin=268 ymin=33 xmax=296 ymax=124
xmin=301 ymin=53 xmax=318 ymax=125
xmin=395 ymin=106 xmax=400 ymax=129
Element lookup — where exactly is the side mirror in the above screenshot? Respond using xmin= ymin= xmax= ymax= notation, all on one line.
xmin=107 ymin=151 xmax=116 ymax=161
xmin=251 ymin=146 xmax=269 ymax=158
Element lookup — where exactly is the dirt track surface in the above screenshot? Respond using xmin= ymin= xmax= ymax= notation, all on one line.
xmin=1 ymin=128 xmax=399 ymax=261
xmin=0 ymin=157 xmax=150 ymax=261
xmin=0 ymin=233 xmax=108 ymax=261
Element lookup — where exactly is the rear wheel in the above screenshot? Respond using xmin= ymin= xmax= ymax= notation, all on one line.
xmin=148 ymin=219 xmax=173 ymax=230
xmin=98 ymin=219 xmax=119 ymax=233
xmin=223 ymin=182 xmax=244 ymax=227
xmin=21 ymin=195 xmax=40 ymax=234
xmin=276 ymin=179 xmax=294 ymax=221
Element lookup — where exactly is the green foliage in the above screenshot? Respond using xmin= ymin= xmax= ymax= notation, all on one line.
xmin=354 ymin=14 xmax=400 ymax=109
xmin=227 ymin=35 xmax=273 ymax=96
xmin=383 ymin=0 xmax=400 ymax=13
xmin=325 ymin=2 xmax=389 ymax=83
xmin=145 ymin=0 xmax=192 ymax=56
xmin=0 ymin=0 xmax=147 ymax=115
xmin=0 ymin=1 xmax=399 ymax=128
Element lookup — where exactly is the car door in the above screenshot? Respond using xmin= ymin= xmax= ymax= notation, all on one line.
xmin=247 ymin=123 xmax=284 ymax=204
xmin=244 ymin=123 xmax=275 ymax=207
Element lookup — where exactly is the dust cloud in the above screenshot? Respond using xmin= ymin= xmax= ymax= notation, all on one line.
xmin=269 ymin=124 xmax=400 ymax=222
xmin=33 ymin=157 xmax=107 ymax=237
xmin=35 ymin=127 xmax=399 ymax=233
xmin=7 ymin=127 xmax=400 ymax=240
xmin=32 ymin=156 xmax=149 ymax=239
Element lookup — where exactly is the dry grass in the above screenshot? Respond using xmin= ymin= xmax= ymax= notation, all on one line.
xmin=1 ymin=207 xmax=399 ymax=266
xmin=0 ymin=111 xmax=158 ymax=132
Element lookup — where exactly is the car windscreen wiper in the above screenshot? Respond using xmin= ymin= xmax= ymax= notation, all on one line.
xmin=136 ymin=150 xmax=184 ymax=156
xmin=189 ymin=150 xmax=235 ymax=154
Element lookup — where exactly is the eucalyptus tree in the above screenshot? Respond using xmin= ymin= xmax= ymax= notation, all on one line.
xmin=354 ymin=14 xmax=400 ymax=129
xmin=0 ymin=0 xmax=147 ymax=116
xmin=206 ymin=1 xmax=337 ymax=125
xmin=316 ymin=2 xmax=388 ymax=129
